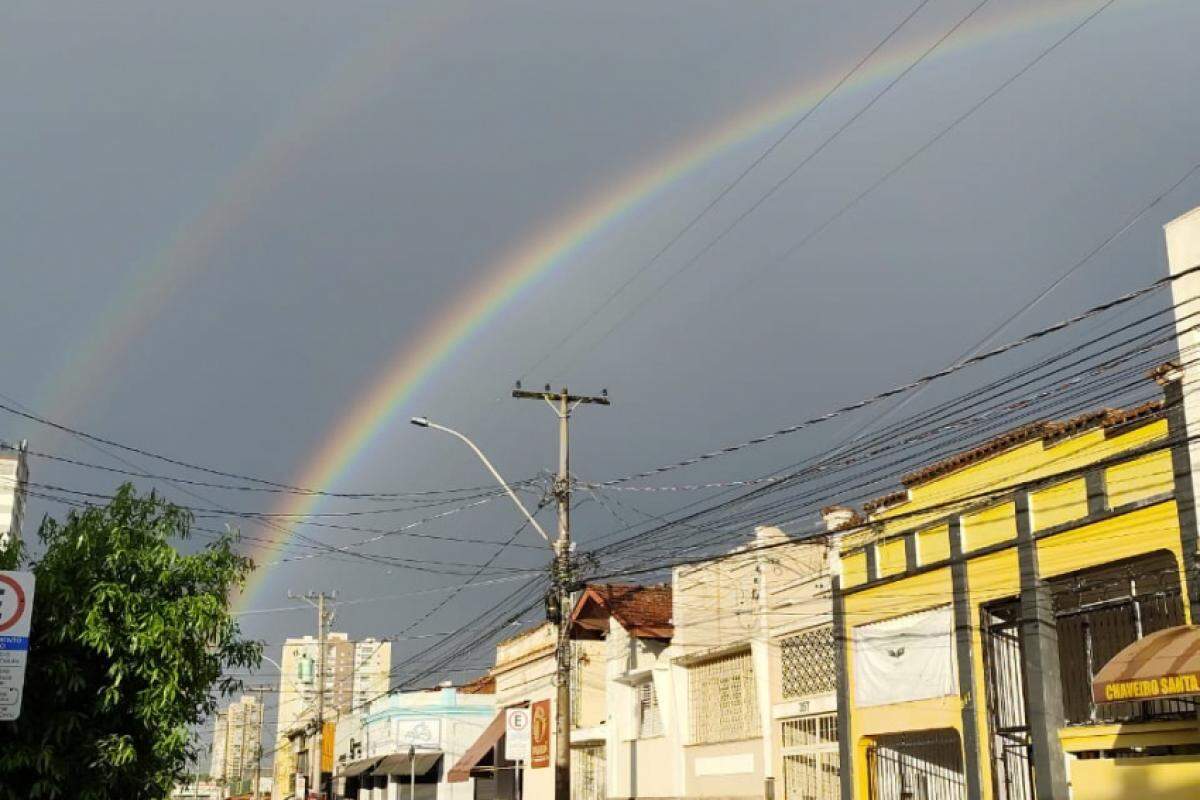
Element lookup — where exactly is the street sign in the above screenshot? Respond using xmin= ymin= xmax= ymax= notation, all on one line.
xmin=505 ymin=707 xmax=531 ymax=762
xmin=0 ymin=571 xmax=34 ymax=721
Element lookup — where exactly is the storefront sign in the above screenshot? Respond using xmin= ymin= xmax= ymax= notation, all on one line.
xmin=1094 ymin=672 xmax=1200 ymax=703
xmin=530 ymin=699 xmax=550 ymax=769
xmin=396 ymin=718 xmax=440 ymax=748
xmin=505 ymin=707 xmax=531 ymax=762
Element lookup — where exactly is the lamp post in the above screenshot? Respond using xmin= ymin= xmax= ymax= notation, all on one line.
xmin=409 ymin=744 xmax=417 ymax=800
xmin=409 ymin=418 xmax=551 ymax=544
xmin=412 ymin=407 xmax=602 ymax=800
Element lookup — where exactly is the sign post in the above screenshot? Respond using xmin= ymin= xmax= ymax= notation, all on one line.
xmin=0 ymin=570 xmax=34 ymax=721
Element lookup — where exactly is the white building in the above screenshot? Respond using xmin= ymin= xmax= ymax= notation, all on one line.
xmin=0 ymin=441 xmax=28 ymax=550
xmin=334 ymin=679 xmax=496 ymax=800
xmin=210 ymin=694 xmax=263 ymax=788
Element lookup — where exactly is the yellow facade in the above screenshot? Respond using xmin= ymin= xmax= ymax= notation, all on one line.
xmin=836 ymin=408 xmax=1198 ymax=800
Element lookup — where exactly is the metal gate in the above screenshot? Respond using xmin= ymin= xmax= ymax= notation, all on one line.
xmin=866 ymin=731 xmax=966 ymax=800
xmin=781 ymin=713 xmax=839 ymax=800
xmin=981 ymin=601 xmax=1034 ymax=800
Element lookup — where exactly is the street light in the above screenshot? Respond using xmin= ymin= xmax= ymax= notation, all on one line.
xmin=409 ymin=417 xmax=551 ymax=545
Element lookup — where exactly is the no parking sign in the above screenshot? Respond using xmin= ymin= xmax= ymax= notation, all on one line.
xmin=0 ymin=571 xmax=35 ymax=721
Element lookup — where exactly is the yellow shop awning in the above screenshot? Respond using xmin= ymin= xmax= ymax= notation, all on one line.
xmin=1092 ymin=625 xmax=1200 ymax=704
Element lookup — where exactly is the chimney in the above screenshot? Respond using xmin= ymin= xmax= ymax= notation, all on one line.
xmin=820 ymin=505 xmax=859 ymax=532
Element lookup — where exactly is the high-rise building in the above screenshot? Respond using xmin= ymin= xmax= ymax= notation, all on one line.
xmin=209 ymin=695 xmax=261 ymax=787
xmin=271 ymin=634 xmax=391 ymax=794
xmin=352 ymin=638 xmax=391 ymax=712
xmin=0 ymin=441 xmax=28 ymax=550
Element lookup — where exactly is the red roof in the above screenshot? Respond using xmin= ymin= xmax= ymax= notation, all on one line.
xmin=569 ymin=583 xmax=673 ymax=641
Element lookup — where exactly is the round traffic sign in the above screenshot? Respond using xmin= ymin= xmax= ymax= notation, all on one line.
xmin=0 ymin=574 xmax=27 ymax=633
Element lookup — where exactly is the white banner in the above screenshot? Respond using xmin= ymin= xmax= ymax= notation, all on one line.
xmin=854 ymin=605 xmax=956 ymax=707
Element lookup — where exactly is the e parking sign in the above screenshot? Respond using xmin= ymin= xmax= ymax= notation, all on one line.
xmin=0 ymin=571 xmax=35 ymax=721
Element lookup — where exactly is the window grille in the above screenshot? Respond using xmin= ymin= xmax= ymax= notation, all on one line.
xmin=688 ymin=649 xmax=760 ymax=744
xmin=781 ymin=626 xmax=836 ymax=698
xmin=1050 ymin=552 xmax=1189 ymax=725
xmin=571 ymin=745 xmax=606 ymax=800
xmin=781 ymin=714 xmax=839 ymax=800
xmin=867 ymin=730 xmax=966 ymax=800
xmin=570 ymin=643 xmax=583 ymax=727
xmin=637 ymin=680 xmax=663 ymax=738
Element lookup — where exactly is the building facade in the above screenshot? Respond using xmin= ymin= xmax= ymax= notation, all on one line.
xmin=272 ymin=634 xmax=393 ymax=798
xmin=448 ymin=620 xmax=608 ymax=800
xmin=334 ymin=680 xmax=496 ymax=800
xmin=0 ymin=440 xmax=27 ymax=550
xmin=210 ymin=694 xmax=263 ymax=789
xmin=831 ymin=387 xmax=1198 ymax=800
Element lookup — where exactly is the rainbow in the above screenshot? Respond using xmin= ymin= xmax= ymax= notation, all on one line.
xmin=36 ymin=7 xmax=467 ymax=425
xmin=57 ymin=0 xmax=1148 ymax=610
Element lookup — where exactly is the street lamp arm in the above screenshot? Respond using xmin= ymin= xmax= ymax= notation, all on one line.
xmin=411 ymin=417 xmax=552 ymax=545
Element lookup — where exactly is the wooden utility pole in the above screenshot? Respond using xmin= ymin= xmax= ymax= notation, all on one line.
xmin=512 ymin=385 xmax=609 ymax=800
xmin=291 ymin=590 xmax=336 ymax=800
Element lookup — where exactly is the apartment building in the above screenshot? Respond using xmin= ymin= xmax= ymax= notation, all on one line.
xmin=210 ymin=694 xmax=262 ymax=788
xmin=0 ymin=440 xmax=27 ymax=550
xmin=273 ymin=633 xmax=393 ymax=798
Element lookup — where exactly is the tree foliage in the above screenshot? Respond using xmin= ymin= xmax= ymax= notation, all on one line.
xmin=0 ymin=485 xmax=261 ymax=799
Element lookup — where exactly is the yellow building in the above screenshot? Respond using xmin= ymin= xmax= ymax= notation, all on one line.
xmin=832 ymin=379 xmax=1200 ymax=800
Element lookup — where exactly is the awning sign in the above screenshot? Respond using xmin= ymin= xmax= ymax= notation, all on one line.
xmin=505 ymin=707 xmax=531 ymax=762
xmin=0 ymin=571 xmax=34 ymax=721
xmin=1091 ymin=625 xmax=1200 ymax=704
xmin=1095 ymin=673 xmax=1200 ymax=703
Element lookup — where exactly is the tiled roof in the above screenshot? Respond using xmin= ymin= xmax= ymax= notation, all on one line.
xmin=864 ymin=399 xmax=1165 ymax=514
xmin=570 ymin=583 xmax=673 ymax=640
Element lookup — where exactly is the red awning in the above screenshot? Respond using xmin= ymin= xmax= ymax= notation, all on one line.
xmin=1092 ymin=625 xmax=1200 ymax=704
xmin=447 ymin=711 xmax=506 ymax=783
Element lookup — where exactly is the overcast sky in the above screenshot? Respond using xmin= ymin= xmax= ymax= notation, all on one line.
xmin=3 ymin=0 xmax=1200 ymax=753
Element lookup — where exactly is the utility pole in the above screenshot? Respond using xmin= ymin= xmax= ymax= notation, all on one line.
xmin=219 ymin=710 xmax=230 ymax=800
xmin=511 ymin=384 xmax=609 ymax=800
xmin=290 ymin=590 xmax=336 ymax=800
xmin=244 ymin=686 xmax=271 ymax=800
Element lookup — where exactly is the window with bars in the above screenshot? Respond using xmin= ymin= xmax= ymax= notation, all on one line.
xmin=688 ymin=649 xmax=760 ymax=744
xmin=637 ymin=680 xmax=663 ymax=738
xmin=781 ymin=626 xmax=836 ymax=698
xmin=781 ymin=714 xmax=839 ymax=800
xmin=571 ymin=745 xmax=606 ymax=800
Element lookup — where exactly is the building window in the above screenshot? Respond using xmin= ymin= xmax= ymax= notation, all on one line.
xmin=1052 ymin=551 xmax=1188 ymax=725
xmin=688 ymin=649 xmax=759 ymax=744
xmin=781 ymin=714 xmax=839 ymax=800
xmin=571 ymin=745 xmax=605 ymax=800
xmin=637 ymin=680 xmax=663 ymax=738
xmin=781 ymin=626 xmax=836 ymax=698
xmin=868 ymin=730 xmax=966 ymax=800
xmin=570 ymin=643 xmax=584 ymax=727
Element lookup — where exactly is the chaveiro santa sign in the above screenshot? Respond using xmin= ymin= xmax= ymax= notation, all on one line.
xmin=0 ymin=571 xmax=35 ymax=721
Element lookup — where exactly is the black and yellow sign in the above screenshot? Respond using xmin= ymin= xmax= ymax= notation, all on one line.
xmin=1094 ymin=672 xmax=1200 ymax=703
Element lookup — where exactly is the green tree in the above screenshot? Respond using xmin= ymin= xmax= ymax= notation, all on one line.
xmin=0 ymin=485 xmax=261 ymax=799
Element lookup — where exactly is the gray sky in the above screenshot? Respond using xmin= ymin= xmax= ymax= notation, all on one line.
xmin=3 ymin=0 xmax=1200 ymax=754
